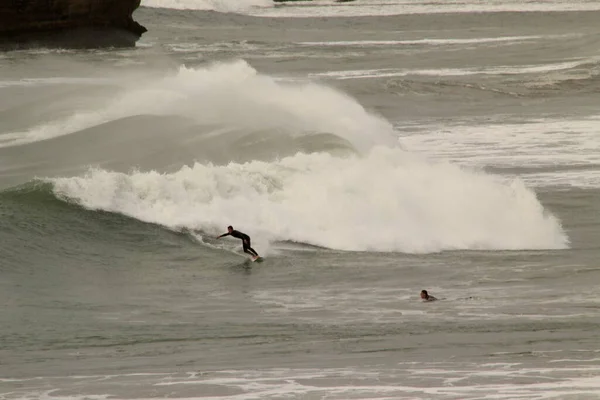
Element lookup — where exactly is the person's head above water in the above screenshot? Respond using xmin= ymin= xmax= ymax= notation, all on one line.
xmin=420 ymin=290 xmax=436 ymax=301
xmin=227 ymin=225 xmax=233 ymax=232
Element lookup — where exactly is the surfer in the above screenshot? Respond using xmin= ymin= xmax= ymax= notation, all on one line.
xmin=420 ymin=290 xmax=437 ymax=302
xmin=217 ymin=226 xmax=260 ymax=259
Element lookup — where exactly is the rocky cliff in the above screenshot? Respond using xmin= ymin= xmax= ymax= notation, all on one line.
xmin=0 ymin=0 xmax=146 ymax=49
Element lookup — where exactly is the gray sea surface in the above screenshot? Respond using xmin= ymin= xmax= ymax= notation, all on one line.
xmin=1 ymin=1 xmax=600 ymax=399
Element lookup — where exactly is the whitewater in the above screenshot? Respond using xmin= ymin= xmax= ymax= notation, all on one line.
xmin=28 ymin=60 xmax=567 ymax=253
xmin=141 ymin=0 xmax=600 ymax=16
xmin=142 ymin=0 xmax=272 ymax=12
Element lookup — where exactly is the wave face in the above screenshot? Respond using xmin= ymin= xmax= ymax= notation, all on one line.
xmin=1 ymin=59 xmax=568 ymax=254
xmin=50 ymin=147 xmax=569 ymax=254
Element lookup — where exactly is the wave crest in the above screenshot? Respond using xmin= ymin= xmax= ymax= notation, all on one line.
xmin=50 ymin=148 xmax=569 ymax=253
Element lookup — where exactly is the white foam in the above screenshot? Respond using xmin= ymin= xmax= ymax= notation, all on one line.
xmin=311 ymin=58 xmax=595 ymax=80
xmin=244 ymin=0 xmax=600 ymax=18
xmin=399 ymin=117 xmax=600 ymax=189
xmin=137 ymin=0 xmax=600 ymax=17
xmin=50 ymin=146 xmax=568 ymax=253
xmin=299 ymin=36 xmax=548 ymax=47
xmin=525 ymin=170 xmax=600 ymax=190
xmin=0 ymin=60 xmax=395 ymax=150
xmin=141 ymin=0 xmax=272 ymax=12
xmin=7 ymin=365 xmax=600 ymax=400
xmin=0 ymin=77 xmax=113 ymax=88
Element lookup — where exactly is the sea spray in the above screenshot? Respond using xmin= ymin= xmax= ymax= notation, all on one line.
xmin=1 ymin=60 xmax=395 ymax=152
xmin=51 ymin=147 xmax=569 ymax=253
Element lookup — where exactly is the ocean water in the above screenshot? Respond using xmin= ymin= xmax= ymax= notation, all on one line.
xmin=2 ymin=1 xmax=600 ymax=399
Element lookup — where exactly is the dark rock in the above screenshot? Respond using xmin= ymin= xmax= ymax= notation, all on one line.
xmin=0 ymin=0 xmax=146 ymax=49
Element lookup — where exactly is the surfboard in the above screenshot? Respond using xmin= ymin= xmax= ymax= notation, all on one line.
xmin=252 ymin=256 xmax=264 ymax=263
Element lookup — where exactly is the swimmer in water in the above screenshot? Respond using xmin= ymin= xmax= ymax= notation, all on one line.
xmin=420 ymin=290 xmax=437 ymax=302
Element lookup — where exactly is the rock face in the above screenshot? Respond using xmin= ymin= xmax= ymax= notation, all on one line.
xmin=0 ymin=0 xmax=147 ymax=49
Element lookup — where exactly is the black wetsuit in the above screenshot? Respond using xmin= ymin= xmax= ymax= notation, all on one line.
xmin=218 ymin=229 xmax=259 ymax=257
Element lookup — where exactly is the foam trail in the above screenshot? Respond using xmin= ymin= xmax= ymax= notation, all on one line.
xmin=299 ymin=36 xmax=550 ymax=46
xmin=311 ymin=58 xmax=596 ymax=80
xmin=51 ymin=148 xmax=568 ymax=253
xmin=245 ymin=0 xmax=600 ymax=18
xmin=141 ymin=0 xmax=272 ymax=12
xmin=1 ymin=60 xmax=395 ymax=152
xmin=0 ymin=77 xmax=114 ymax=88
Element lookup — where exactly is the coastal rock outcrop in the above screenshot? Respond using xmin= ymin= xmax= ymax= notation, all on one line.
xmin=0 ymin=0 xmax=146 ymax=49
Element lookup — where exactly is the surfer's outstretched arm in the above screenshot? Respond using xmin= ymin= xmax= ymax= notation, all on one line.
xmin=218 ymin=225 xmax=235 ymax=239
